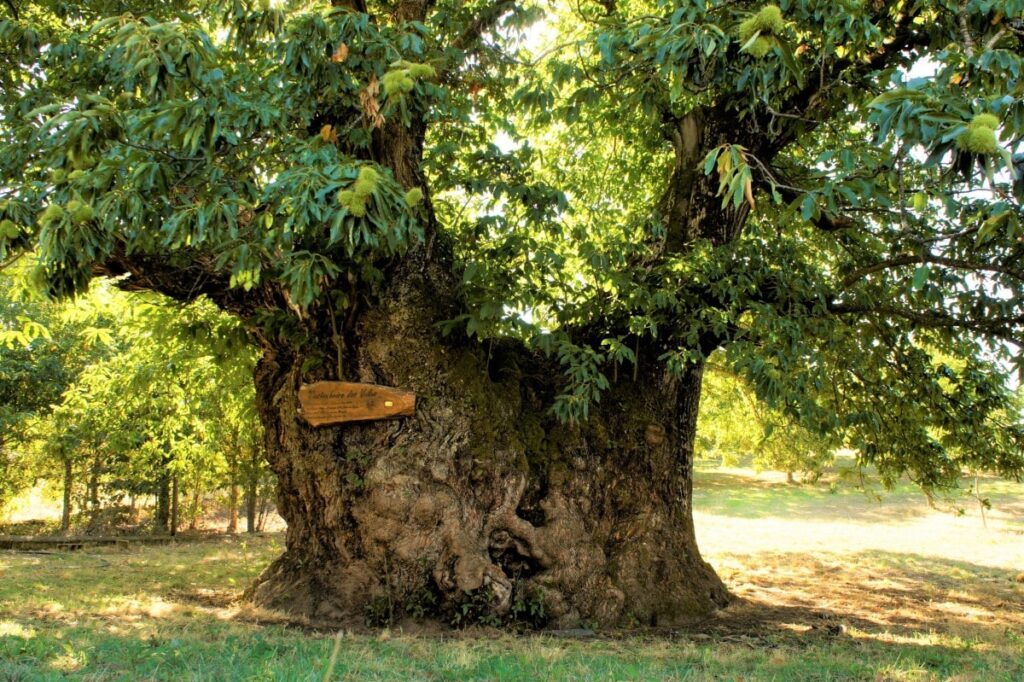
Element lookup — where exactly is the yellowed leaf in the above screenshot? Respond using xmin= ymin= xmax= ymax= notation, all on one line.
xmin=744 ymin=177 xmax=756 ymax=211
xmin=359 ymin=74 xmax=385 ymax=129
xmin=319 ymin=124 xmax=338 ymax=144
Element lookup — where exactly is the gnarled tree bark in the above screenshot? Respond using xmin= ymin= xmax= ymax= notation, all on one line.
xmin=243 ymin=264 xmax=728 ymax=627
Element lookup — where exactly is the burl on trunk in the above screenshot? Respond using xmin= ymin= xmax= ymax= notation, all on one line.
xmin=244 ymin=265 xmax=729 ymax=628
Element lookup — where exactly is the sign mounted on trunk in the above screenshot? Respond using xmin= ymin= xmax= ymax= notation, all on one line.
xmin=297 ymin=381 xmax=416 ymax=426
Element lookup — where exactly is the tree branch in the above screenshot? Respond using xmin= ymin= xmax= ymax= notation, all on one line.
xmin=746 ymin=8 xmax=926 ymax=160
xmin=765 ymin=178 xmax=860 ymax=233
xmin=332 ymin=0 xmax=368 ymax=16
xmin=94 ymin=246 xmax=269 ymax=320
xmin=454 ymin=0 xmax=518 ymax=51
xmin=840 ymin=254 xmax=1024 ymax=289
xmin=958 ymin=0 xmax=976 ymax=58
xmin=392 ymin=0 xmax=435 ymax=23
xmin=828 ymin=302 xmax=1023 ymax=343
xmin=984 ymin=26 xmax=1008 ymax=51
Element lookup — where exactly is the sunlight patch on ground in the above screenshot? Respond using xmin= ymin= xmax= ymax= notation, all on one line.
xmin=3 ymin=482 xmax=62 ymax=523
xmin=47 ymin=651 xmax=86 ymax=673
xmin=696 ymin=512 xmax=1024 ymax=570
xmin=0 ymin=621 xmax=35 ymax=638
xmin=95 ymin=596 xmax=180 ymax=619
xmin=691 ymin=465 xmax=1024 ymax=660
xmin=694 ymin=465 xmax=1024 ymax=571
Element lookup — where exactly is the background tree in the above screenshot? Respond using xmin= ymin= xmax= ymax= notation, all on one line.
xmin=0 ymin=268 xmax=108 ymax=517
xmin=1 ymin=0 xmax=1022 ymax=628
xmin=0 ymin=292 xmax=59 ymax=514
xmin=696 ymin=357 xmax=836 ymax=482
xmin=2 ymin=270 xmax=265 ymax=535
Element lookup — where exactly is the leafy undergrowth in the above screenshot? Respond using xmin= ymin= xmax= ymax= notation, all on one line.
xmin=0 ymin=518 xmax=60 ymax=536
xmin=1 ymin=468 xmax=1022 ymax=681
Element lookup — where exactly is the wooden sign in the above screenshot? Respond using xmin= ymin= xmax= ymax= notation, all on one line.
xmin=298 ymin=381 xmax=416 ymax=426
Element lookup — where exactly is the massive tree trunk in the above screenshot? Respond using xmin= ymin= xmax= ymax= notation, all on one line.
xmin=245 ymin=264 xmax=728 ymax=628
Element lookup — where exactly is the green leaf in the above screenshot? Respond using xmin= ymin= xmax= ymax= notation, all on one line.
xmin=911 ymin=265 xmax=930 ymax=291
xmin=776 ymin=39 xmax=803 ymax=86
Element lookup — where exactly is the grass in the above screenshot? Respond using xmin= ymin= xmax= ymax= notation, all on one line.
xmin=1 ymin=466 xmax=1023 ymax=680
xmin=693 ymin=459 xmax=1024 ymax=524
xmin=692 ymin=460 xmax=1024 ymax=570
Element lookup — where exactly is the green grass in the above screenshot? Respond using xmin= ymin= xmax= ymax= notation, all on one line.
xmin=4 ymin=624 xmax=1017 ymax=681
xmin=692 ymin=458 xmax=1024 ymax=523
xmin=2 ymin=566 xmax=1021 ymax=682
xmin=2 ymin=467 xmax=1023 ymax=681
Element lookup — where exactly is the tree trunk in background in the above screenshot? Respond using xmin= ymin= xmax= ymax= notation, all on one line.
xmin=87 ymin=456 xmax=99 ymax=515
xmin=245 ymin=472 xmax=257 ymax=534
xmin=60 ymin=457 xmax=73 ymax=534
xmin=188 ymin=482 xmax=201 ymax=531
xmin=155 ymin=473 xmax=170 ymax=533
xmin=244 ymin=268 xmax=728 ymax=628
xmin=170 ymin=475 xmax=179 ymax=536
xmin=227 ymin=480 xmax=239 ymax=534
xmin=256 ymin=492 xmax=269 ymax=532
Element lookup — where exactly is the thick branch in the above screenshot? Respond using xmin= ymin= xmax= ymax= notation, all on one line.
xmin=453 ymin=0 xmax=518 ymax=50
xmin=841 ymin=255 xmax=1024 ymax=289
xmin=828 ymin=302 xmax=1023 ymax=343
xmin=94 ymin=247 xmax=271 ymax=319
xmin=665 ymin=10 xmax=929 ymax=256
xmin=958 ymin=0 xmax=976 ymax=57
xmin=392 ymin=0 xmax=435 ymax=22
xmin=332 ymin=0 xmax=368 ymax=15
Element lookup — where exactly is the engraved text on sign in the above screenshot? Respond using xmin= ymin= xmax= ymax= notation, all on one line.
xmin=297 ymin=381 xmax=416 ymax=426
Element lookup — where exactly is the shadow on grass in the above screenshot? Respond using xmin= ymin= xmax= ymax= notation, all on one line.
xmin=1 ymin=610 xmax=1022 ymax=681
xmin=1 ymin=617 xmax=1021 ymax=681
xmin=706 ymin=549 xmax=1024 ymax=646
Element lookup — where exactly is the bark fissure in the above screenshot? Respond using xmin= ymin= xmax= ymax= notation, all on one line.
xmin=244 ymin=269 xmax=728 ymax=625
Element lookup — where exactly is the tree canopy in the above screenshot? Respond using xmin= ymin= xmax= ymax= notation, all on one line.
xmin=1 ymin=0 xmax=1022 ymax=498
